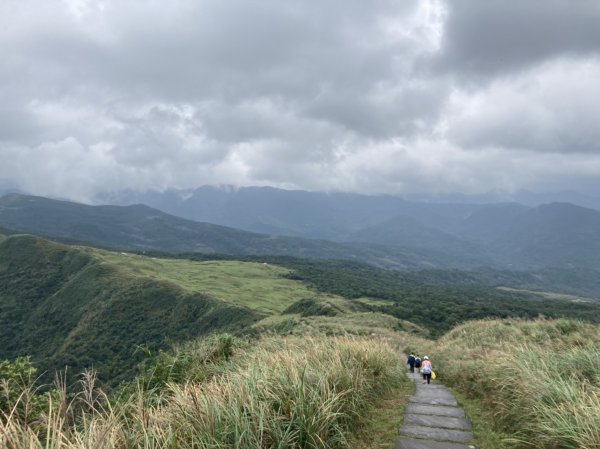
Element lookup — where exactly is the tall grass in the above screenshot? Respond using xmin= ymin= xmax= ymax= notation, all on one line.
xmin=0 ymin=335 xmax=404 ymax=449
xmin=429 ymin=319 xmax=600 ymax=448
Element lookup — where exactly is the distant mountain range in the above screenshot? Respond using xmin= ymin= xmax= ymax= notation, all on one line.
xmin=97 ymin=186 xmax=600 ymax=270
xmin=97 ymin=185 xmax=600 ymax=222
xmin=0 ymin=193 xmax=476 ymax=269
xmin=2 ymin=189 xmax=600 ymax=270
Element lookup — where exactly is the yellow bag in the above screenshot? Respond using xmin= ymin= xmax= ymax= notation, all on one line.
xmin=431 ymin=371 xmax=436 ymax=380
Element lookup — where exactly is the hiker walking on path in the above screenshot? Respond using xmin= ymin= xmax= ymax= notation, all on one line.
xmin=421 ymin=356 xmax=433 ymax=384
xmin=406 ymin=353 xmax=416 ymax=373
xmin=414 ymin=355 xmax=422 ymax=373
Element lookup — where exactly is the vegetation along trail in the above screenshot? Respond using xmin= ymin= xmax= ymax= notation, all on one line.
xmin=396 ymin=369 xmax=475 ymax=449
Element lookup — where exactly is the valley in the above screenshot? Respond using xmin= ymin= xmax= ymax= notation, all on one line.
xmin=2 ymin=191 xmax=600 ymax=448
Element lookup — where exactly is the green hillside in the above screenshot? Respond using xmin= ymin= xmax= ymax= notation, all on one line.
xmin=1 ymin=234 xmax=400 ymax=386
xmin=181 ymin=255 xmax=600 ymax=336
xmin=0 ymin=235 xmax=267 ymax=386
xmin=2 ymin=233 xmax=600 ymax=447
xmin=92 ymin=251 xmax=332 ymax=314
xmin=4 ymin=228 xmax=600 ymax=391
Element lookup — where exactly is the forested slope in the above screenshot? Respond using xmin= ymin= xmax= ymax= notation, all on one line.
xmin=0 ymin=235 xmax=263 ymax=386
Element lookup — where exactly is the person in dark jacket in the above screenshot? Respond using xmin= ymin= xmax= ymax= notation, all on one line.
xmin=406 ymin=353 xmax=416 ymax=373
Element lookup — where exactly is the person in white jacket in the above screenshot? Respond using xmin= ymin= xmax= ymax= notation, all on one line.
xmin=421 ymin=356 xmax=433 ymax=384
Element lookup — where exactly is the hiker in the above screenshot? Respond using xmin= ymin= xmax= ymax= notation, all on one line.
xmin=406 ymin=353 xmax=416 ymax=373
xmin=414 ymin=355 xmax=422 ymax=373
xmin=421 ymin=356 xmax=433 ymax=384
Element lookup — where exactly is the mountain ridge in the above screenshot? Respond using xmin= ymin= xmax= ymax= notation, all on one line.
xmin=3 ymin=192 xmax=600 ymax=270
xmin=0 ymin=193 xmax=487 ymax=269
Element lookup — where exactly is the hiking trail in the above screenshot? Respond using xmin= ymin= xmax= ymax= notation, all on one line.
xmin=395 ymin=369 xmax=476 ymax=449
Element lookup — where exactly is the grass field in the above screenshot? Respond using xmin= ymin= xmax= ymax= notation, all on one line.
xmin=92 ymin=250 xmax=337 ymax=314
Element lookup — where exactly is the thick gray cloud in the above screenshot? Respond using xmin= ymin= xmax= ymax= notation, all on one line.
xmin=435 ymin=0 xmax=600 ymax=78
xmin=1 ymin=0 xmax=600 ymax=202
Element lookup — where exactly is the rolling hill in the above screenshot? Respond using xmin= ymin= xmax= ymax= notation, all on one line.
xmin=0 ymin=233 xmax=421 ymax=386
xmin=0 ymin=193 xmax=486 ymax=269
xmin=3 ymin=229 xmax=600 ymax=388
xmin=0 ymin=234 xmax=265 ymax=386
xmin=96 ymin=185 xmax=482 ymax=240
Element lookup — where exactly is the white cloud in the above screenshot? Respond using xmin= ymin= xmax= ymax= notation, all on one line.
xmin=445 ymin=58 xmax=600 ymax=154
xmin=1 ymin=0 xmax=600 ymax=201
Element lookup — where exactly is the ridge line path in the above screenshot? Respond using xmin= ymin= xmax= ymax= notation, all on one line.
xmin=395 ymin=367 xmax=477 ymax=449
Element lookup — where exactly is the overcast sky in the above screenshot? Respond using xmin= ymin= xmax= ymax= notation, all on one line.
xmin=1 ymin=0 xmax=600 ymax=202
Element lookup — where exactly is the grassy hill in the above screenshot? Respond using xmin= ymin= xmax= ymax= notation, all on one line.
xmin=0 ymin=334 xmax=410 ymax=449
xmin=0 ymin=235 xmax=269 ymax=386
xmin=3 ymin=314 xmax=599 ymax=448
xmin=1 ymin=233 xmax=411 ymax=386
xmin=3 ymin=229 xmax=600 ymax=388
xmin=2 ymin=232 xmax=600 ymax=447
xmin=199 ymin=256 xmax=600 ymax=336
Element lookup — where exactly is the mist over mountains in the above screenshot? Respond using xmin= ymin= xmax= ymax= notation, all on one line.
xmin=95 ymin=186 xmax=600 ymax=271
xmin=2 ymin=187 xmax=600 ymax=271
xmin=97 ymin=185 xmax=600 ymax=233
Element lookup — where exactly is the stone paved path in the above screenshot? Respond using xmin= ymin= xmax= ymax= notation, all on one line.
xmin=395 ymin=370 xmax=476 ymax=449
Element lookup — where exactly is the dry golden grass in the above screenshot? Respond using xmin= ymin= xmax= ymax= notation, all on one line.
xmin=1 ymin=336 xmax=410 ymax=449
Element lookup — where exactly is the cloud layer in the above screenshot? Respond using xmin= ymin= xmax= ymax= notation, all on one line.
xmin=1 ymin=0 xmax=600 ymax=201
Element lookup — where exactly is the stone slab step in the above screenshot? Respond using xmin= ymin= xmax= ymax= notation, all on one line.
xmin=404 ymin=413 xmax=471 ymax=430
xmin=413 ymin=388 xmax=456 ymax=399
xmin=395 ymin=437 xmax=475 ymax=449
xmin=400 ymin=424 xmax=473 ymax=443
xmin=406 ymin=403 xmax=466 ymax=418
xmin=409 ymin=396 xmax=458 ymax=407
xmin=414 ymin=383 xmax=446 ymax=390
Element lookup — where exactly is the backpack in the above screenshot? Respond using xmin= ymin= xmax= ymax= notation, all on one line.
xmin=415 ymin=357 xmax=421 ymax=367
xmin=422 ymin=362 xmax=431 ymax=374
